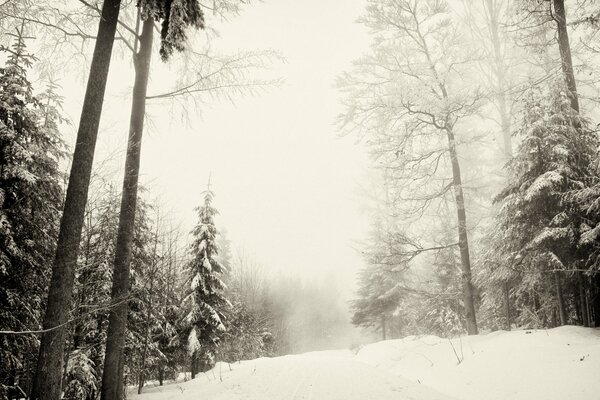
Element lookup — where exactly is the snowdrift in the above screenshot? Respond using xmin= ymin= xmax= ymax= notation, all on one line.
xmin=355 ymin=326 xmax=600 ymax=400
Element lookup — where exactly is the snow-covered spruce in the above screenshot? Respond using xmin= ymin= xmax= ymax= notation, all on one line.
xmin=182 ymin=188 xmax=229 ymax=377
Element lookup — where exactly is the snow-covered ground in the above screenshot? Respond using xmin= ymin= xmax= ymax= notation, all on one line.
xmin=132 ymin=326 xmax=600 ymax=400
xmin=356 ymin=326 xmax=600 ymax=400
xmin=131 ymin=350 xmax=453 ymax=400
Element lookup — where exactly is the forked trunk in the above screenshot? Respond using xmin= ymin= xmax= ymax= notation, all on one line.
xmin=31 ymin=1 xmax=122 ymax=398
xmin=100 ymin=17 xmax=154 ymax=400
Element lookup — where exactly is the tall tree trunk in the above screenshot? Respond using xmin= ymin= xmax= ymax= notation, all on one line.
xmin=552 ymin=0 xmax=579 ymax=113
xmin=30 ymin=1 xmax=122 ymax=398
xmin=446 ymin=128 xmax=478 ymax=335
xmin=100 ymin=17 xmax=154 ymax=400
xmin=485 ymin=0 xmax=513 ymax=330
xmin=555 ymin=272 xmax=567 ymax=326
xmin=485 ymin=0 xmax=512 ymax=157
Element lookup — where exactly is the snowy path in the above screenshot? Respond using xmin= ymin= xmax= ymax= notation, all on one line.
xmin=132 ymin=350 xmax=454 ymax=400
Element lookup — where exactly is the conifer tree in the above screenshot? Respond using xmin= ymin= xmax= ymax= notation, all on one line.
xmin=486 ymin=81 xmax=599 ymax=327
xmin=351 ymin=218 xmax=406 ymax=340
xmin=183 ymin=186 xmax=228 ymax=378
xmin=0 ymin=31 xmax=65 ymax=398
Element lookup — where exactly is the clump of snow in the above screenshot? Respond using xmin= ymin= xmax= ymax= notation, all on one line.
xmin=355 ymin=326 xmax=600 ymax=400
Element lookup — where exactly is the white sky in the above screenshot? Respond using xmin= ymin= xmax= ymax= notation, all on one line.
xmin=58 ymin=0 xmax=373 ymax=299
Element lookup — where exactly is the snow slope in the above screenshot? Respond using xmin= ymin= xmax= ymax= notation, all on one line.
xmin=132 ymin=326 xmax=600 ymax=400
xmin=132 ymin=350 xmax=454 ymax=400
xmin=356 ymin=326 xmax=600 ymax=400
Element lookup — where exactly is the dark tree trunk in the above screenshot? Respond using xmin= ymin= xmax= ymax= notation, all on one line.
xmin=100 ymin=17 xmax=154 ymax=400
xmin=555 ymin=272 xmax=567 ymax=326
xmin=446 ymin=128 xmax=478 ymax=335
xmin=579 ymin=276 xmax=589 ymax=327
xmin=552 ymin=0 xmax=579 ymax=112
xmin=191 ymin=355 xmax=197 ymax=379
xmin=30 ymin=1 xmax=122 ymax=398
xmin=138 ymin=229 xmax=158 ymax=395
xmin=158 ymin=367 xmax=164 ymax=386
xmin=595 ymin=295 xmax=600 ymax=328
xmin=503 ymin=282 xmax=511 ymax=331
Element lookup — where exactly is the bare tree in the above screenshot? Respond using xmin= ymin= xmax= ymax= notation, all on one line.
xmin=339 ymin=0 xmax=484 ymax=334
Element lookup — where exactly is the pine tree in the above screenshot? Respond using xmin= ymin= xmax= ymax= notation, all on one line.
xmin=182 ymin=187 xmax=228 ymax=377
xmin=351 ymin=218 xmax=405 ymax=340
xmin=487 ymin=80 xmax=599 ymax=328
xmin=0 ymin=31 xmax=66 ymax=398
xmin=63 ymin=186 xmax=119 ymax=400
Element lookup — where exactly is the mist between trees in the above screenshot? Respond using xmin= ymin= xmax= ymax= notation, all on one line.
xmin=0 ymin=0 xmax=600 ymax=399
xmin=341 ymin=0 xmax=600 ymax=340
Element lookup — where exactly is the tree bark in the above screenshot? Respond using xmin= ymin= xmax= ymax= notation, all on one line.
xmin=31 ymin=1 xmax=122 ymax=398
xmin=552 ymin=0 xmax=579 ymax=113
xmin=100 ymin=16 xmax=154 ymax=400
xmin=446 ymin=128 xmax=478 ymax=335
xmin=555 ymin=272 xmax=567 ymax=326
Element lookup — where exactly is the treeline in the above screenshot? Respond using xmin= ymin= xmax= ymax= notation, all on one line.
xmin=343 ymin=0 xmax=600 ymax=338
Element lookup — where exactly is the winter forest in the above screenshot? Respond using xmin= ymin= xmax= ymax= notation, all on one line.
xmin=0 ymin=0 xmax=599 ymax=400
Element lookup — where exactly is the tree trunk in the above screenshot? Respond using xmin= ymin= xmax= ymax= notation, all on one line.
xmin=30 ymin=1 xmax=122 ymax=398
xmin=381 ymin=315 xmax=386 ymax=340
xmin=484 ymin=0 xmax=512 ymax=157
xmin=100 ymin=17 xmax=154 ymax=400
xmin=158 ymin=367 xmax=164 ymax=386
xmin=552 ymin=0 xmax=579 ymax=113
xmin=446 ymin=128 xmax=478 ymax=335
xmin=485 ymin=1 xmax=513 ymax=331
xmin=191 ymin=355 xmax=197 ymax=379
xmin=555 ymin=272 xmax=567 ymax=326
xmin=116 ymin=355 xmax=125 ymax=400
xmin=138 ymin=226 xmax=158 ymax=395
xmin=579 ymin=276 xmax=589 ymax=327
xmin=503 ymin=282 xmax=511 ymax=331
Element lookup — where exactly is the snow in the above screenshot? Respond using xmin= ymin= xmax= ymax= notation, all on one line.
xmin=131 ymin=326 xmax=600 ymax=400
xmin=356 ymin=326 xmax=600 ymax=400
xmin=131 ymin=351 xmax=454 ymax=400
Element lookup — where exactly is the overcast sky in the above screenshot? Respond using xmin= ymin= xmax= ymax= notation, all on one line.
xmin=59 ymin=0 xmax=373 ymax=299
